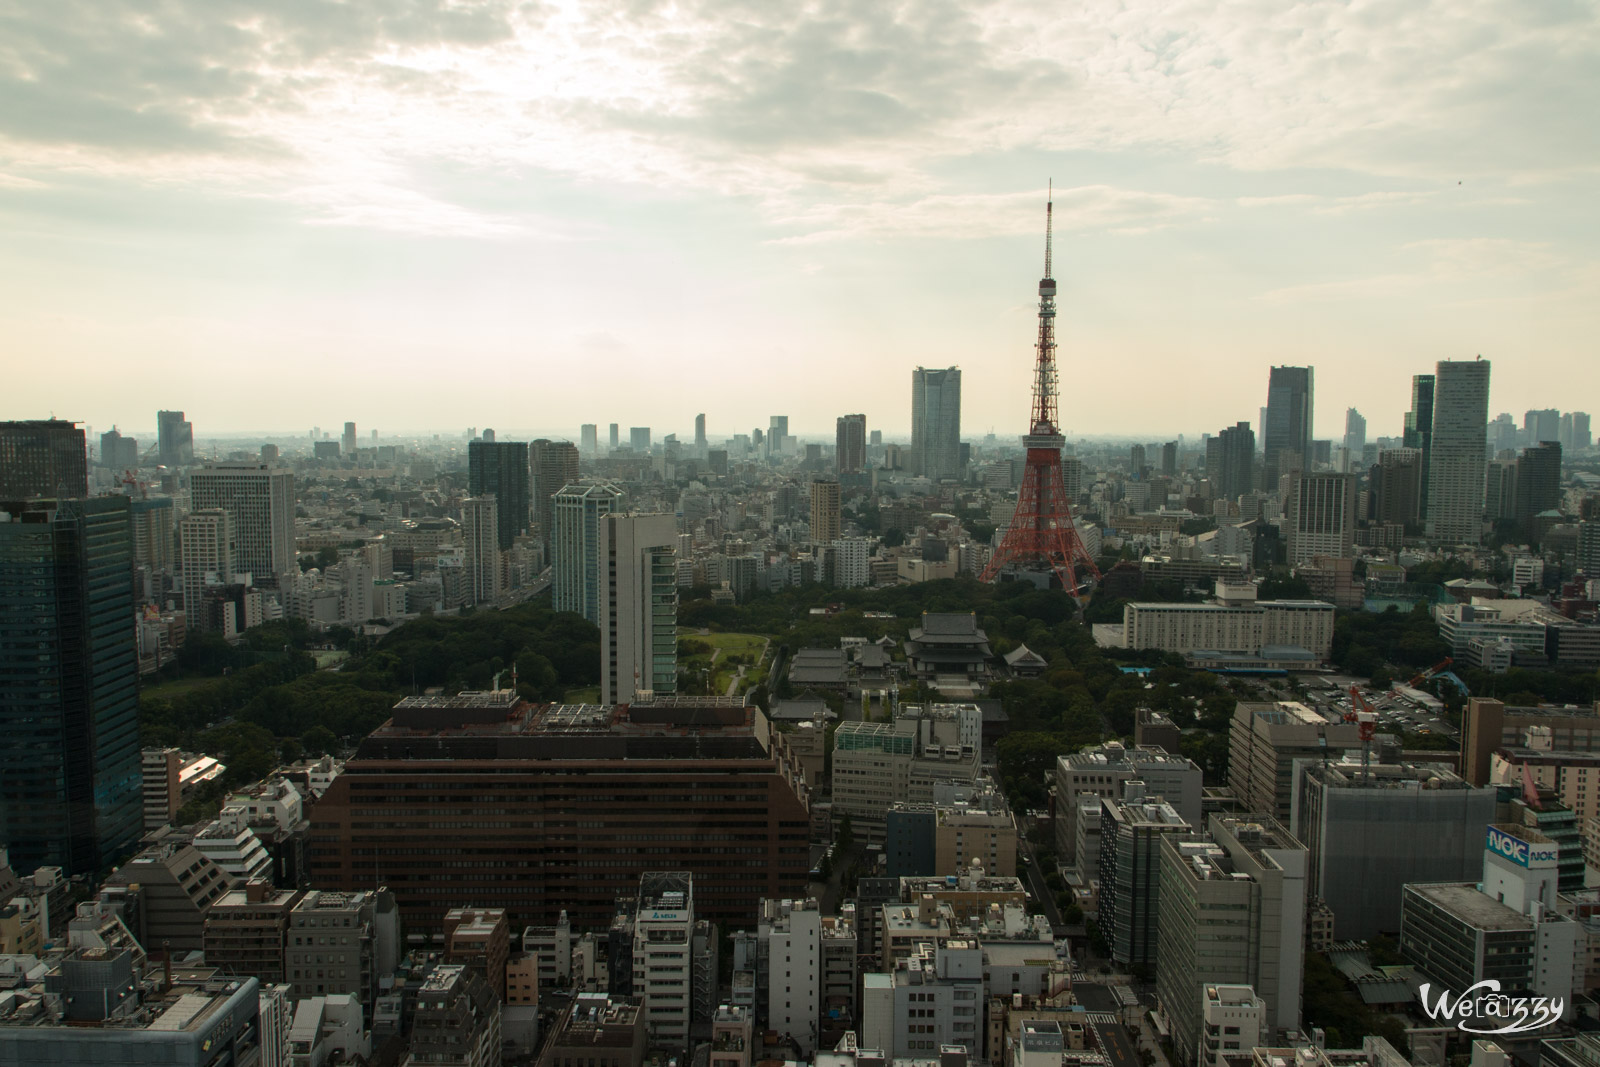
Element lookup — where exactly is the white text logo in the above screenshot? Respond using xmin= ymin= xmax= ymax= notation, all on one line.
xmin=1418 ymin=981 xmax=1563 ymax=1035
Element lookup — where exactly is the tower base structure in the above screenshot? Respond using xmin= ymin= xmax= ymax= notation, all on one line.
xmin=980 ymin=438 xmax=1100 ymax=596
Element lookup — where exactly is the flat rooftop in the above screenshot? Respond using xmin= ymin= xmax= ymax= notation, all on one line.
xmin=356 ymin=697 xmax=770 ymax=762
xmin=1407 ymin=883 xmax=1533 ymax=932
xmin=1307 ymin=759 xmax=1476 ymax=789
xmin=1246 ymin=701 xmax=1337 ymax=727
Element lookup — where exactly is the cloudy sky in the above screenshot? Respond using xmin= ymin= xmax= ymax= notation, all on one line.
xmin=2 ymin=0 xmax=1596 ymax=442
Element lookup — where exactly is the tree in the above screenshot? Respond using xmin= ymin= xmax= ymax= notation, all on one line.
xmin=301 ymin=725 xmax=339 ymax=757
xmin=837 ymin=814 xmax=854 ymax=850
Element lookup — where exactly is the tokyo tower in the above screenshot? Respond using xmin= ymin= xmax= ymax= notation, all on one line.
xmin=979 ymin=188 xmax=1101 ymax=596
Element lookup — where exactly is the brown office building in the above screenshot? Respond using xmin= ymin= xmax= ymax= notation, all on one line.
xmin=308 ymin=692 xmax=811 ymax=932
xmin=1460 ymin=697 xmax=1600 ymax=785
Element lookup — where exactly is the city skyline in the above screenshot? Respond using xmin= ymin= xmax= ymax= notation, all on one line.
xmin=3 ymin=3 xmax=1596 ymax=435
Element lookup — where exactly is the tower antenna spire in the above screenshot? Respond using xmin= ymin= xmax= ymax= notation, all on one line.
xmin=1044 ymin=180 xmax=1053 ymax=280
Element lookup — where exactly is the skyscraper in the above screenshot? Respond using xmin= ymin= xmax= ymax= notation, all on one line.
xmin=1263 ymin=366 xmax=1314 ymax=482
xmin=835 ymin=414 xmax=866 ymax=473
xmin=1205 ymin=422 xmax=1255 ymax=503
xmin=1286 ymin=472 xmax=1356 ymax=564
xmin=1426 ymin=359 xmax=1491 ymax=544
xmin=1484 ymin=459 xmax=1518 ymax=524
xmin=767 ymin=416 xmax=789 ymax=458
xmin=342 ymin=421 xmax=357 ymax=456
xmin=629 ymin=427 xmax=651 ymax=452
xmin=552 ymin=481 xmax=623 ymax=623
xmin=0 ymin=419 xmax=88 ymax=499
xmin=1567 ymin=412 xmax=1592 ymax=452
xmin=99 ymin=427 xmax=139 ymax=470
xmin=1524 ymin=409 xmax=1560 ymax=447
xmin=1161 ymin=441 xmax=1178 ymax=476
xmin=157 ymin=410 xmax=194 ymax=467
xmin=1371 ymin=448 xmax=1423 ymax=527
xmin=810 ymin=479 xmax=841 ymax=544
xmin=189 ymin=464 xmax=296 ymax=586
xmin=580 ymin=424 xmax=599 ymax=455
xmin=468 ymin=439 xmax=531 ymax=551
xmin=694 ymin=414 xmax=707 ymax=450
xmin=462 ymin=496 xmax=502 ymax=605
xmin=530 ymin=439 xmax=579 ymax=552
xmin=1487 ymin=412 xmax=1518 ymax=454
xmin=911 ymin=366 xmax=961 ymax=482
xmin=0 ymin=496 xmax=143 ymax=875
xmin=1514 ymin=441 xmax=1562 ymax=535
xmin=1129 ymin=443 xmax=1147 ymax=478
xmin=598 ymin=513 xmax=679 ymax=704
xmin=1342 ymin=408 xmax=1366 ymax=473
xmin=1404 ymin=375 xmax=1435 ymax=516
xmin=178 ymin=508 xmax=234 ymax=624
xmin=609 ymin=423 xmax=620 ymax=451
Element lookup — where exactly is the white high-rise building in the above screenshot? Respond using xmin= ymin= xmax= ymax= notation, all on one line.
xmin=765 ymin=899 xmax=823 ymax=1054
xmin=178 ymin=508 xmax=233 ymax=622
xmin=598 ymin=512 xmax=678 ymax=704
xmin=1286 ymin=471 xmax=1355 ymax=564
xmin=189 ymin=464 xmax=295 ymax=586
xmin=462 ymin=496 xmax=502 ymax=605
xmin=911 ymin=366 xmax=961 ymax=482
xmin=552 ymin=481 xmax=623 ymax=623
xmin=1426 ymin=358 xmax=1491 ymax=544
xmin=634 ymin=872 xmax=695 ymax=1050
xmin=833 ymin=538 xmax=871 ymax=588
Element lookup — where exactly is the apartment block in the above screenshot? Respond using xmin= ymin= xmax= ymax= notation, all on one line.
xmin=1155 ymin=815 xmax=1307 ymax=1065
xmin=1053 ymin=742 xmax=1203 ymax=868
xmin=1228 ymin=702 xmax=1363 ymax=826
xmin=285 ymin=889 xmax=400 ymax=1012
xmin=633 ymin=872 xmax=694 ymax=1050
xmin=203 ymin=880 xmax=302 ymax=985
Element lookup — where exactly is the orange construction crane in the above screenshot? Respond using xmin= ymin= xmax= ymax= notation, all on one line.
xmin=1346 ymin=685 xmax=1379 ymax=778
xmin=1407 ymin=657 xmax=1454 ymax=688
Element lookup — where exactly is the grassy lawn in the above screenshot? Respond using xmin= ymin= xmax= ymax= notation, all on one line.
xmin=139 ymin=675 xmax=223 ymax=701
xmin=563 ymin=686 xmax=602 ymax=704
xmin=703 ymin=632 xmax=768 ymax=657
xmin=678 ymin=631 xmax=770 ymax=695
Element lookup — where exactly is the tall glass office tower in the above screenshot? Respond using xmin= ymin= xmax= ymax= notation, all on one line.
xmin=0 ymin=495 xmax=142 ymax=874
xmin=911 ymin=366 xmax=962 ymax=482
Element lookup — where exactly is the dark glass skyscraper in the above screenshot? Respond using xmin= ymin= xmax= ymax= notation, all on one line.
xmin=1262 ymin=366 xmax=1314 ymax=483
xmin=468 ymin=439 xmax=530 ymax=552
xmin=1514 ymin=440 xmax=1562 ymax=536
xmin=1205 ymin=421 xmax=1256 ymax=503
xmin=0 ymin=496 xmax=143 ymax=875
xmin=0 ymin=419 xmax=88 ymax=500
xmin=1404 ymin=374 xmax=1435 ymax=518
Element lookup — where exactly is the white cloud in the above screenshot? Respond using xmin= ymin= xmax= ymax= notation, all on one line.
xmin=769 ymin=185 xmax=1212 ymax=244
xmin=1257 ymin=237 xmax=1573 ymax=303
xmin=2 ymin=0 xmax=1595 ymax=236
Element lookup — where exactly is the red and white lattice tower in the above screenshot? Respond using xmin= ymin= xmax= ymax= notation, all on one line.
xmin=979 ymin=190 xmax=1101 ymax=596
